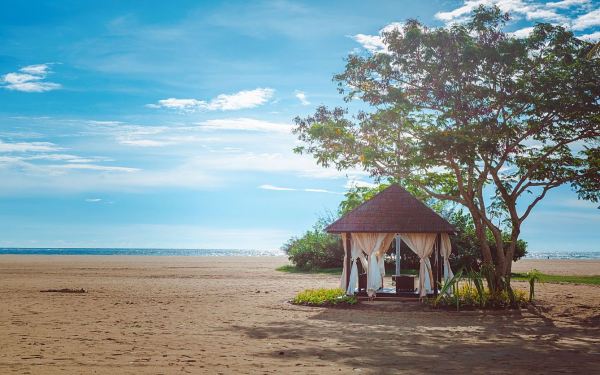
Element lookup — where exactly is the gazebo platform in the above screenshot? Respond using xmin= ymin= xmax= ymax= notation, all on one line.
xmin=353 ymin=287 xmax=440 ymax=300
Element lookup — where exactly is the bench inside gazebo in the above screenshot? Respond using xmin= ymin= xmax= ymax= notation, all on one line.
xmin=326 ymin=184 xmax=457 ymax=300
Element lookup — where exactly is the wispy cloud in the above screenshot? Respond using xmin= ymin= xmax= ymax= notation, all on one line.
xmin=85 ymin=198 xmax=102 ymax=203
xmin=259 ymin=184 xmax=295 ymax=191
xmin=49 ymin=164 xmax=139 ymax=173
xmin=579 ymin=30 xmax=600 ymax=41
xmin=147 ymin=88 xmax=275 ymax=112
xmin=1 ymin=64 xmax=61 ymax=92
xmin=546 ymin=0 xmax=590 ymax=9
xmin=198 ymin=118 xmax=292 ymax=133
xmin=0 ymin=140 xmax=61 ymax=153
xmin=571 ymin=8 xmax=600 ymax=30
xmin=259 ymin=184 xmax=340 ymax=194
xmin=295 ymin=91 xmax=310 ymax=105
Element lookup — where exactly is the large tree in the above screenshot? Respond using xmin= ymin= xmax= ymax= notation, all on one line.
xmin=293 ymin=6 xmax=599 ymax=289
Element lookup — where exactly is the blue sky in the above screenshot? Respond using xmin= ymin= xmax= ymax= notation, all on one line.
xmin=0 ymin=0 xmax=598 ymax=251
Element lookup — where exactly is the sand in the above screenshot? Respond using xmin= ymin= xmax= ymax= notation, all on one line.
xmin=0 ymin=255 xmax=598 ymax=374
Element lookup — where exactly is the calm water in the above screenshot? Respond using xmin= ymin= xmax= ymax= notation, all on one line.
xmin=0 ymin=248 xmax=285 ymax=256
xmin=524 ymin=249 xmax=600 ymax=260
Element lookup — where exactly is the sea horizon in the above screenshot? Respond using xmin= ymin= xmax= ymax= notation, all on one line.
xmin=0 ymin=247 xmax=598 ymax=259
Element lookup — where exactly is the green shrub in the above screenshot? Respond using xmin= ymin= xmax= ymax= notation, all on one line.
xmin=292 ymin=288 xmax=358 ymax=306
xmin=434 ymin=282 xmax=527 ymax=310
xmin=282 ymin=214 xmax=344 ymax=271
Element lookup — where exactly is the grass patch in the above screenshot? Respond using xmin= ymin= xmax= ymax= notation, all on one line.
xmin=276 ymin=265 xmax=342 ymax=275
xmin=292 ymin=288 xmax=357 ymax=307
xmin=512 ymin=272 xmax=600 ymax=286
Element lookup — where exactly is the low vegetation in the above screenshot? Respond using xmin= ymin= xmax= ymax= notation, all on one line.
xmin=276 ymin=265 xmax=342 ymax=275
xmin=292 ymin=288 xmax=358 ymax=307
xmin=433 ymin=269 xmax=528 ymax=310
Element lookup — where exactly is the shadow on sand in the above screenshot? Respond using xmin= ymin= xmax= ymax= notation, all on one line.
xmin=234 ymin=302 xmax=599 ymax=373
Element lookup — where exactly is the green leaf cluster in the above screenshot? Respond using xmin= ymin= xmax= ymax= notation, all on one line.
xmin=292 ymin=288 xmax=358 ymax=306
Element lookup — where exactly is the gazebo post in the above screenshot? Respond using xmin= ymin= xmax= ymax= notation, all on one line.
xmin=345 ymin=232 xmax=351 ymax=291
xmin=395 ymin=235 xmax=401 ymax=276
xmin=434 ymin=233 xmax=441 ymax=297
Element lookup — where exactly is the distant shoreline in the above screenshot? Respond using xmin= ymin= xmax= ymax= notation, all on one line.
xmin=1 ymin=247 xmax=599 ymax=259
xmin=0 ymin=248 xmax=285 ymax=256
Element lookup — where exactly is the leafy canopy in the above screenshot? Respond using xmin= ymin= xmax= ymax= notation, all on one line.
xmin=293 ymin=6 xmax=599 ymax=277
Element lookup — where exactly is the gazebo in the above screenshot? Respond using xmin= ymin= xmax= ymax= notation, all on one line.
xmin=326 ymin=184 xmax=456 ymax=298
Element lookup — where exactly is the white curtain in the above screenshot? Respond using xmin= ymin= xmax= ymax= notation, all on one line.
xmin=400 ymin=233 xmax=437 ymax=297
xmin=340 ymin=233 xmax=348 ymax=291
xmin=353 ymin=233 xmax=395 ymax=297
xmin=440 ymin=233 xmax=454 ymax=282
xmin=340 ymin=234 xmax=369 ymax=295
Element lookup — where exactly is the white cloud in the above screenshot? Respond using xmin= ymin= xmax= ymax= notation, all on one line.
xmin=259 ymin=185 xmax=340 ymax=194
xmin=147 ymin=88 xmax=275 ymax=112
xmin=351 ymin=22 xmax=404 ymax=54
xmin=579 ymin=30 xmax=600 ymax=41
xmin=571 ymin=8 xmax=600 ymax=30
xmin=525 ymin=8 xmax=566 ymax=22
xmin=546 ymin=0 xmax=590 ymax=9
xmin=49 ymin=164 xmax=140 ymax=173
xmin=85 ymin=198 xmax=102 ymax=202
xmin=510 ymin=26 xmax=535 ymax=38
xmin=295 ymin=91 xmax=310 ymax=105
xmin=208 ymin=88 xmax=274 ymax=110
xmin=303 ymin=188 xmax=340 ymax=194
xmin=25 ymin=154 xmax=106 ymax=163
xmin=259 ymin=184 xmax=296 ymax=191
xmin=435 ymin=0 xmax=487 ymax=22
xmin=0 ymin=140 xmax=61 ymax=153
xmin=1 ymin=64 xmax=61 ymax=92
xmin=118 ymin=139 xmax=171 ymax=147
xmin=198 ymin=118 xmax=292 ymax=133
xmin=344 ymin=179 xmax=378 ymax=189
xmin=146 ymin=98 xmax=204 ymax=111
xmin=19 ymin=64 xmax=51 ymax=75
xmin=435 ymin=0 xmax=590 ymax=25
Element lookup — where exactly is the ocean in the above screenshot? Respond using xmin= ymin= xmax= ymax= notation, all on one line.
xmin=0 ymin=248 xmax=598 ymax=259
xmin=523 ymin=249 xmax=600 ymax=260
xmin=0 ymin=248 xmax=285 ymax=256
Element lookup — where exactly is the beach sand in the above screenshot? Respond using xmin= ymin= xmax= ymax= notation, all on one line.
xmin=0 ymin=255 xmax=598 ymax=374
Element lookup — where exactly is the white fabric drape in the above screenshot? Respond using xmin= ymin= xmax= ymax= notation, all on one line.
xmin=400 ymin=233 xmax=437 ymax=297
xmin=440 ymin=233 xmax=454 ymax=282
xmin=340 ymin=234 xmax=369 ymax=295
xmin=353 ymin=233 xmax=395 ymax=297
xmin=340 ymin=233 xmax=348 ymax=291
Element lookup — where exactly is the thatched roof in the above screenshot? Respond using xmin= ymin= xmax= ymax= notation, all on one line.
xmin=326 ymin=184 xmax=456 ymax=234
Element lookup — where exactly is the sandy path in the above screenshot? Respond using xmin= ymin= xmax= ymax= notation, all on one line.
xmin=0 ymin=256 xmax=598 ymax=374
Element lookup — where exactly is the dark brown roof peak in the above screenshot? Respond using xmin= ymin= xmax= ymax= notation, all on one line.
xmin=326 ymin=184 xmax=456 ymax=234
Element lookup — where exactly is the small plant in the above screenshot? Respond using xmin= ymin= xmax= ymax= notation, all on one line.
xmin=435 ymin=269 xmax=464 ymax=310
xmin=292 ymin=288 xmax=358 ymax=307
xmin=526 ymin=269 xmax=543 ymax=302
xmin=433 ymin=267 xmax=528 ymax=310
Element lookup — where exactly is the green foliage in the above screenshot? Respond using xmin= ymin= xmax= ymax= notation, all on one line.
xmin=526 ymin=269 xmax=543 ymax=302
xmin=276 ymin=265 xmax=342 ymax=275
xmin=292 ymin=288 xmax=358 ymax=306
xmin=434 ymin=272 xmax=528 ymax=310
xmin=293 ymin=5 xmax=600 ymax=287
xmin=282 ymin=214 xmax=344 ymax=271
